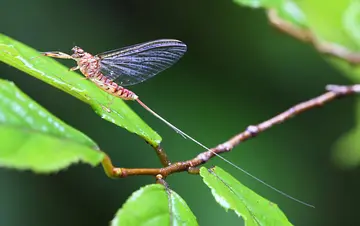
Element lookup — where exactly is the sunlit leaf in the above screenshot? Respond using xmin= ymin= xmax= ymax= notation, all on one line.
xmin=0 ymin=33 xmax=162 ymax=147
xmin=0 ymin=80 xmax=104 ymax=172
xmin=200 ymin=167 xmax=292 ymax=226
xmin=343 ymin=0 xmax=360 ymax=48
xmin=111 ymin=184 xmax=198 ymax=226
xmin=233 ymin=0 xmax=282 ymax=8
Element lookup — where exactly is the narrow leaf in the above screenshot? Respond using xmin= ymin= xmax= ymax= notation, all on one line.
xmin=112 ymin=184 xmax=198 ymax=226
xmin=0 ymin=33 xmax=161 ymax=147
xmin=0 ymin=80 xmax=104 ymax=172
xmin=200 ymin=167 xmax=292 ymax=226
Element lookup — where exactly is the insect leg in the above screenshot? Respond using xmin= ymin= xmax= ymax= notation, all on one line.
xmin=69 ymin=65 xmax=80 ymax=71
xmin=105 ymin=95 xmax=115 ymax=110
xmin=100 ymin=104 xmax=111 ymax=113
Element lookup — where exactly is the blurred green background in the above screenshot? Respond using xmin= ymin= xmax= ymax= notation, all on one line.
xmin=1 ymin=0 xmax=359 ymax=225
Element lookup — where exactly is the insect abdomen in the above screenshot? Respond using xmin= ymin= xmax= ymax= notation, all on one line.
xmin=90 ymin=74 xmax=138 ymax=100
xmin=114 ymin=85 xmax=138 ymax=100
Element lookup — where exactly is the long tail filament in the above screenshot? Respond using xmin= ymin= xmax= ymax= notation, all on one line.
xmin=135 ymin=98 xmax=314 ymax=208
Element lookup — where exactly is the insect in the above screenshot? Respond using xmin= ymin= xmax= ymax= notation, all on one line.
xmin=41 ymin=39 xmax=195 ymax=140
xmin=40 ymin=39 xmax=313 ymax=208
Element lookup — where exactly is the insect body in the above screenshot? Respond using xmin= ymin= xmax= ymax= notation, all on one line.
xmin=43 ymin=40 xmax=184 ymax=101
xmin=43 ymin=40 xmax=188 ymax=101
xmin=41 ymin=39 xmax=193 ymax=139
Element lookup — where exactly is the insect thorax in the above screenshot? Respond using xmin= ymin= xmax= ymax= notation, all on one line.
xmin=77 ymin=54 xmax=101 ymax=78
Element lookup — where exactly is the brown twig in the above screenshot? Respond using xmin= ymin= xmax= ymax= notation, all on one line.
xmin=102 ymin=84 xmax=360 ymax=178
xmin=153 ymin=145 xmax=172 ymax=167
xmin=267 ymin=9 xmax=360 ymax=64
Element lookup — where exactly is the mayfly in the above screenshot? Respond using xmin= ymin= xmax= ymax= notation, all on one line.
xmin=40 ymin=39 xmax=313 ymax=208
xmin=41 ymin=40 xmax=189 ymax=138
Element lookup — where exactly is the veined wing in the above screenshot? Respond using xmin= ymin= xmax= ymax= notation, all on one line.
xmin=97 ymin=39 xmax=187 ymax=86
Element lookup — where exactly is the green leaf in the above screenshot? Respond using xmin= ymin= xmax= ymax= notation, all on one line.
xmin=233 ymin=0 xmax=282 ymax=8
xmin=343 ymin=0 xmax=360 ymax=48
xmin=200 ymin=167 xmax=292 ymax=226
xmin=111 ymin=184 xmax=198 ymax=226
xmin=0 ymin=33 xmax=161 ymax=147
xmin=0 ymin=80 xmax=104 ymax=172
xmin=275 ymin=1 xmax=308 ymax=28
xmin=295 ymin=0 xmax=358 ymax=49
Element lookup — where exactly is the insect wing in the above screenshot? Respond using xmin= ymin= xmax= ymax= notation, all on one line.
xmin=97 ymin=39 xmax=187 ymax=86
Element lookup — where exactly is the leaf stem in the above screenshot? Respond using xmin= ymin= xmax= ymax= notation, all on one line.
xmin=153 ymin=145 xmax=172 ymax=166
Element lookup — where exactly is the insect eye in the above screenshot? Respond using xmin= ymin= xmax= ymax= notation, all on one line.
xmin=72 ymin=46 xmax=83 ymax=54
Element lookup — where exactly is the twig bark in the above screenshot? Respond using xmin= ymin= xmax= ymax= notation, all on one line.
xmin=102 ymin=84 xmax=360 ymax=179
xmin=153 ymin=145 xmax=172 ymax=167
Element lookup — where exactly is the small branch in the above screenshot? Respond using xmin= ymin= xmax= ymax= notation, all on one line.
xmin=153 ymin=145 xmax=172 ymax=166
xmin=102 ymin=84 xmax=360 ymax=178
xmin=144 ymin=141 xmax=172 ymax=167
xmin=267 ymin=9 xmax=360 ymax=64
